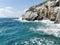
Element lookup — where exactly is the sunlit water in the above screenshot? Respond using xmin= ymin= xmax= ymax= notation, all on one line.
xmin=0 ymin=18 xmax=60 ymax=45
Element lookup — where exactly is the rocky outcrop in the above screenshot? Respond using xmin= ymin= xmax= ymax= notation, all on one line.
xmin=22 ymin=11 xmax=38 ymax=21
xmin=54 ymin=7 xmax=60 ymax=23
xmin=22 ymin=0 xmax=60 ymax=23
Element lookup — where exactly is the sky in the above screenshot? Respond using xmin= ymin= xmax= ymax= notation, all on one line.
xmin=0 ymin=0 xmax=45 ymax=18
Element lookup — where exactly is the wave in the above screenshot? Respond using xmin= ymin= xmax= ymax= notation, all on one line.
xmin=18 ymin=17 xmax=60 ymax=37
xmin=30 ymin=23 xmax=60 ymax=37
xmin=18 ymin=17 xmax=54 ymax=23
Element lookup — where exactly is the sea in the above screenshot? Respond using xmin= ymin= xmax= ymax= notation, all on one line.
xmin=0 ymin=18 xmax=60 ymax=45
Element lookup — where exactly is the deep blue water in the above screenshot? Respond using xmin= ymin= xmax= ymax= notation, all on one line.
xmin=0 ymin=18 xmax=60 ymax=45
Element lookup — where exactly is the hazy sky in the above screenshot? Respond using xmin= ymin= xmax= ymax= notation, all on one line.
xmin=0 ymin=0 xmax=45 ymax=18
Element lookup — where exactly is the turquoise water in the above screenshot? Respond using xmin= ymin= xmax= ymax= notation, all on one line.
xmin=0 ymin=18 xmax=60 ymax=45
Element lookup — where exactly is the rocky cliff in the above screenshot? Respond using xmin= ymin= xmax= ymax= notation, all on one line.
xmin=22 ymin=0 xmax=60 ymax=23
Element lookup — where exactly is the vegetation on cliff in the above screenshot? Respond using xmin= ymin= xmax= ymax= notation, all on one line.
xmin=26 ymin=0 xmax=48 ymax=12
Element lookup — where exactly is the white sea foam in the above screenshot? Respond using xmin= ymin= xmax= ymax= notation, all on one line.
xmin=18 ymin=17 xmax=54 ymax=23
xmin=30 ymin=24 xmax=60 ymax=37
xmin=40 ymin=20 xmax=54 ymax=24
xmin=29 ymin=20 xmax=60 ymax=37
xmin=18 ymin=17 xmax=30 ymax=22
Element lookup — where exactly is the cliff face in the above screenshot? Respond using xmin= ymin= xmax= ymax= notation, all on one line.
xmin=22 ymin=0 xmax=60 ymax=23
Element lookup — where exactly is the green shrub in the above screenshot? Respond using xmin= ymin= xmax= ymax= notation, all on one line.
xmin=26 ymin=7 xmax=35 ymax=12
